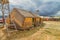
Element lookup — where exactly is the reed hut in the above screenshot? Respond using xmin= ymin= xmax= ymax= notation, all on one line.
xmin=6 ymin=8 xmax=34 ymax=29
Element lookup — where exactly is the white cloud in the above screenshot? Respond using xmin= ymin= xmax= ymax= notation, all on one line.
xmin=9 ymin=0 xmax=36 ymax=6
xmin=42 ymin=0 xmax=60 ymax=3
xmin=9 ymin=0 xmax=60 ymax=10
xmin=9 ymin=0 xmax=37 ymax=10
xmin=56 ymin=11 xmax=60 ymax=15
xmin=8 ymin=0 xmax=60 ymax=16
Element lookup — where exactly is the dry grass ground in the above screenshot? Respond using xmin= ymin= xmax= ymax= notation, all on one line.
xmin=0 ymin=21 xmax=60 ymax=40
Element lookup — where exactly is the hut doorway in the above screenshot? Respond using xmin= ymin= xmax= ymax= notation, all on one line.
xmin=32 ymin=18 xmax=36 ymax=27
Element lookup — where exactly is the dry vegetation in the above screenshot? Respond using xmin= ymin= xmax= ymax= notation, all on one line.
xmin=0 ymin=21 xmax=60 ymax=40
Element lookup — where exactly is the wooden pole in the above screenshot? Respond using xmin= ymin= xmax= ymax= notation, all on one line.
xmin=2 ymin=4 xmax=5 ymax=27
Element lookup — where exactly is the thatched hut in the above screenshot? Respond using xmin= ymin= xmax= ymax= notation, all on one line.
xmin=6 ymin=8 xmax=34 ymax=29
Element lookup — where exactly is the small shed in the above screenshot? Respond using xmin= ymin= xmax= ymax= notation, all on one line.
xmin=6 ymin=8 xmax=34 ymax=29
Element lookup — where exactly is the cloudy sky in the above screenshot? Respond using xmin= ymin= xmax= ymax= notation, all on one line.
xmin=2 ymin=0 xmax=60 ymax=16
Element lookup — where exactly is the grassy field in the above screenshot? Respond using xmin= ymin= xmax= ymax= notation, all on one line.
xmin=0 ymin=23 xmax=45 ymax=40
xmin=0 ymin=21 xmax=60 ymax=40
xmin=42 ymin=21 xmax=60 ymax=40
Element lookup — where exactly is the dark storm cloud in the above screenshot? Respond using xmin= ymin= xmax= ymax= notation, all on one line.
xmin=9 ymin=0 xmax=60 ymax=16
xmin=38 ymin=2 xmax=60 ymax=16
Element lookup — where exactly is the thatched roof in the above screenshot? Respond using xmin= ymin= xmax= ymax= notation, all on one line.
xmin=29 ymin=12 xmax=40 ymax=18
xmin=32 ymin=14 xmax=40 ymax=17
xmin=13 ymin=8 xmax=34 ymax=18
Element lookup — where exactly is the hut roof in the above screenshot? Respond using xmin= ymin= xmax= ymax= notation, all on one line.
xmin=29 ymin=12 xmax=40 ymax=18
xmin=33 ymin=14 xmax=40 ymax=17
xmin=28 ymin=11 xmax=40 ymax=18
xmin=13 ymin=8 xmax=34 ymax=18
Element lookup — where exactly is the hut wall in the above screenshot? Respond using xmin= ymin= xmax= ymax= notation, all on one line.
xmin=34 ymin=18 xmax=40 ymax=26
xmin=6 ymin=9 xmax=24 ymax=27
xmin=23 ymin=18 xmax=33 ymax=29
xmin=13 ymin=10 xmax=24 ymax=27
xmin=40 ymin=18 xmax=43 ymax=24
